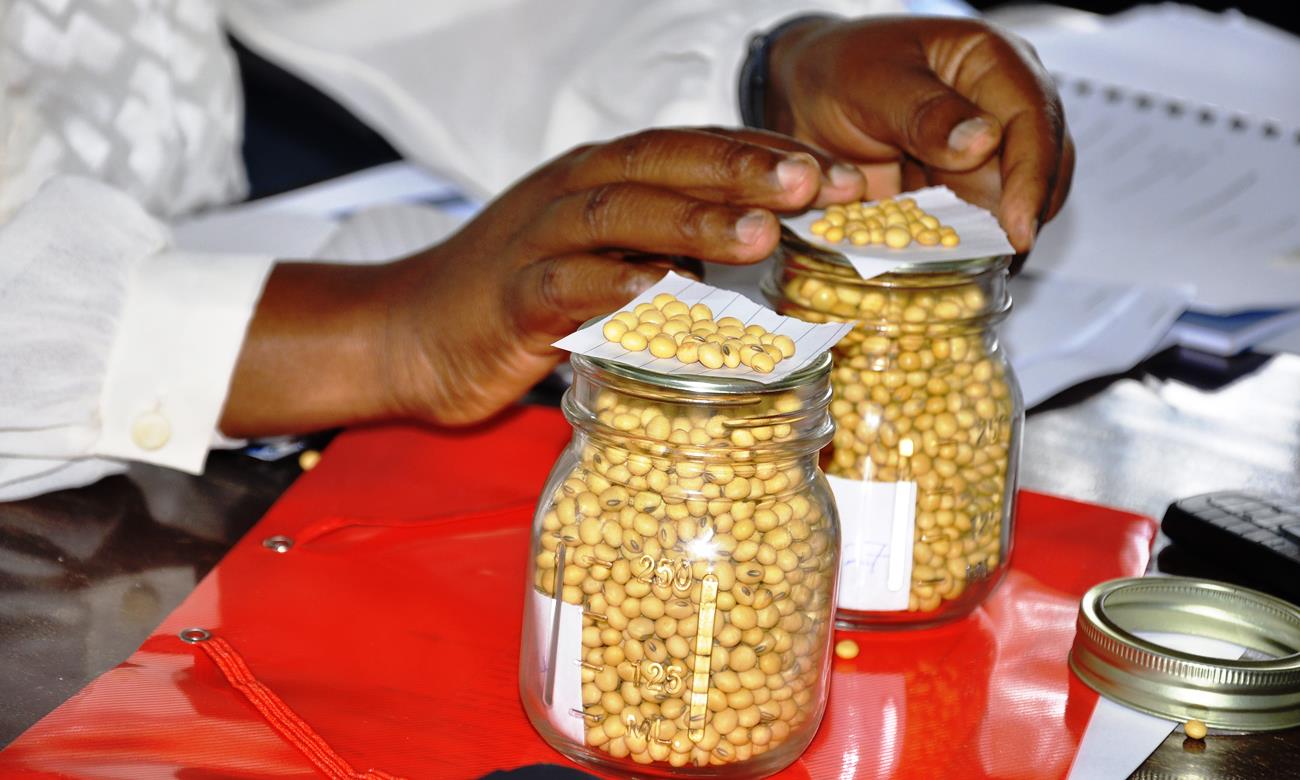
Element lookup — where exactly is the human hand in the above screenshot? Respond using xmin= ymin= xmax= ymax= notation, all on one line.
xmin=369 ymin=127 xmax=866 ymax=427
xmin=225 ymin=128 xmax=864 ymax=436
xmin=765 ymin=15 xmax=1075 ymax=253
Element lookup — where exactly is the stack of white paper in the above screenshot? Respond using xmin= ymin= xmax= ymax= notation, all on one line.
xmin=1012 ymin=4 xmax=1300 ymax=326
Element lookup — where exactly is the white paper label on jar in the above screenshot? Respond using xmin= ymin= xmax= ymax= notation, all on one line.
xmin=828 ymin=474 xmax=917 ymax=612
xmin=527 ymin=586 xmax=586 ymax=742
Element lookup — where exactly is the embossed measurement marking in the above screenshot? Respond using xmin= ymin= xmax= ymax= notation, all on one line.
xmin=688 ymin=573 xmax=719 ymax=742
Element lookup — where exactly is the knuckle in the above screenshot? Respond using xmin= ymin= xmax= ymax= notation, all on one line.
xmin=565 ymin=142 xmax=600 ymax=169
xmin=907 ymin=90 xmax=952 ymax=146
xmin=536 ymin=259 xmax=565 ymax=313
xmin=1005 ymin=29 xmax=1043 ymax=64
xmin=564 ymin=141 xmax=599 ymax=164
xmin=987 ymin=25 xmax=1045 ymax=70
xmin=616 ymin=130 xmax=660 ymax=178
xmin=675 ymin=199 xmax=717 ymax=243
xmin=714 ymin=140 xmax=766 ymax=183
xmin=611 ymin=263 xmax=648 ymax=299
xmin=552 ymin=142 xmax=600 ymax=191
xmin=580 ymin=184 xmax=621 ymax=239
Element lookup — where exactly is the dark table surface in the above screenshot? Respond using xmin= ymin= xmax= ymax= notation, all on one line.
xmin=3 ymin=349 xmax=1298 ymax=778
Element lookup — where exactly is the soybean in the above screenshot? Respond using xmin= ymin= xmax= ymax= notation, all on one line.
xmin=602 ymin=293 xmax=793 ymax=374
xmin=532 ymin=382 xmax=836 ymax=769
xmin=778 ymin=253 xmax=1012 ymax=618
xmin=807 ymin=198 xmax=961 ymax=250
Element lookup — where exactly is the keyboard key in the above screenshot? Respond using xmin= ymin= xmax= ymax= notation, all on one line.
xmin=1280 ymin=523 xmax=1300 ymax=546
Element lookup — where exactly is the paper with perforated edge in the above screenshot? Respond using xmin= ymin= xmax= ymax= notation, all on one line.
xmin=551 ymin=271 xmax=853 ymax=385
xmin=782 ymin=185 xmax=1016 ymax=280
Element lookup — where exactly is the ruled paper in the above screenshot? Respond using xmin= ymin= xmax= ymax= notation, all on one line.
xmin=551 ymin=272 xmax=853 ymax=384
xmin=782 ymin=186 xmax=1016 ymax=279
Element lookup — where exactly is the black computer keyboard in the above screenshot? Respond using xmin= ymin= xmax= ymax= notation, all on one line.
xmin=1161 ymin=491 xmax=1300 ymax=606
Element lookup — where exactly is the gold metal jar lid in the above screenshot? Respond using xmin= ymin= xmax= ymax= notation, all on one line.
xmin=1069 ymin=577 xmax=1300 ymax=731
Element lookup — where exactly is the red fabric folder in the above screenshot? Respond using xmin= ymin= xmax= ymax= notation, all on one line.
xmin=0 ymin=406 xmax=1157 ymax=779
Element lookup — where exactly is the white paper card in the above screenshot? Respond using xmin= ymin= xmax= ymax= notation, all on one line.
xmin=828 ymin=475 xmax=917 ymax=612
xmin=551 ymin=271 xmax=853 ymax=385
xmin=1003 ymin=271 xmax=1193 ymax=407
xmin=1010 ymin=71 xmax=1300 ymax=312
xmin=527 ymin=587 xmax=586 ymax=743
xmin=1066 ymin=631 xmax=1246 ymax=780
xmin=782 ymin=186 xmax=1016 ymax=280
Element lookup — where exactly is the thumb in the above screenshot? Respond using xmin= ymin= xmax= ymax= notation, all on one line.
xmin=862 ymin=71 xmax=1003 ymax=172
xmin=512 ymin=255 xmax=664 ymax=338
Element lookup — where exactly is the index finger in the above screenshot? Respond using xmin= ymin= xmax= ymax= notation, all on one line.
xmin=555 ymin=128 xmax=826 ymax=211
xmin=958 ymin=34 xmax=1067 ymax=251
xmin=997 ymin=103 xmax=1066 ymax=251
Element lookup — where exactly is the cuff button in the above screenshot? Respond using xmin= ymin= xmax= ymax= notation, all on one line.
xmin=131 ymin=411 xmax=172 ymax=450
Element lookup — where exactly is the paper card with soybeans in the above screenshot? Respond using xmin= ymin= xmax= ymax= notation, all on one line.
xmin=783 ymin=185 xmax=1016 ymax=280
xmin=553 ymin=272 xmax=853 ymax=385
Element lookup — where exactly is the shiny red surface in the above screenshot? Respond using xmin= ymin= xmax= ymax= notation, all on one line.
xmin=0 ymin=407 xmax=1155 ymax=779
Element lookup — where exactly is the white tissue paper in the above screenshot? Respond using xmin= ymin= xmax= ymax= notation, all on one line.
xmin=552 ymin=271 xmax=853 ymax=385
xmin=782 ymin=186 xmax=1016 ymax=280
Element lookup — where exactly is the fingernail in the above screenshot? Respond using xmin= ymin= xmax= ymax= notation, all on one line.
xmin=828 ymin=163 xmax=863 ymax=189
xmin=626 ymin=271 xmax=659 ymax=296
xmin=776 ymin=157 xmax=814 ymax=192
xmin=735 ymin=210 xmax=770 ymax=245
xmin=1018 ymin=217 xmax=1039 ymax=251
xmin=948 ymin=117 xmax=992 ymax=152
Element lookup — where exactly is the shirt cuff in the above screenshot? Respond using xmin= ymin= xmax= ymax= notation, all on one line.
xmin=95 ymin=249 xmax=275 ymax=473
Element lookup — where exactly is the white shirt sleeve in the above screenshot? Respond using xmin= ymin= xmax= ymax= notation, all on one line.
xmin=0 ymin=177 xmax=274 ymax=501
xmin=222 ymin=0 xmax=905 ymax=198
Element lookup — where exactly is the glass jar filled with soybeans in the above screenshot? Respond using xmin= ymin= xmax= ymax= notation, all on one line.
xmin=520 ymin=351 xmax=840 ymax=776
xmin=763 ymin=233 xmax=1023 ymax=628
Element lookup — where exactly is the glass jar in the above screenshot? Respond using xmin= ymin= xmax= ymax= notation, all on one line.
xmin=520 ymin=351 xmax=840 ymax=776
xmin=763 ymin=233 xmax=1023 ymax=629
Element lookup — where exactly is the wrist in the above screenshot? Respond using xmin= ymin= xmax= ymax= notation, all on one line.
xmin=739 ymin=15 xmax=836 ymax=133
xmin=369 ymin=250 xmax=462 ymax=424
xmin=220 ymin=260 xmax=401 ymax=437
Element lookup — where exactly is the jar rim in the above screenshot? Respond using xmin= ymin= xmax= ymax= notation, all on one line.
xmin=570 ymin=350 xmax=833 ymax=397
xmin=779 ymin=227 xmax=1010 ymax=279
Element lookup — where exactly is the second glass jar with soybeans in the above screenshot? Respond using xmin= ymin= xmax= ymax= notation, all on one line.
xmin=521 ymin=353 xmax=840 ymax=776
xmin=765 ymin=236 xmax=1023 ymax=628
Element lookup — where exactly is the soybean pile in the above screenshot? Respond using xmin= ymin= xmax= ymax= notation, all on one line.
xmin=777 ymin=255 xmax=1013 ymax=616
xmin=532 ymin=388 xmax=837 ymax=769
xmin=602 ymin=294 xmax=795 ymax=374
xmin=809 ymin=197 xmax=960 ymax=249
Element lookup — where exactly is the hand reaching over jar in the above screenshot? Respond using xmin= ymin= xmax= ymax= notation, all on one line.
xmin=218 ymin=128 xmax=866 ymax=437
xmin=762 ymin=15 xmax=1075 ymax=254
